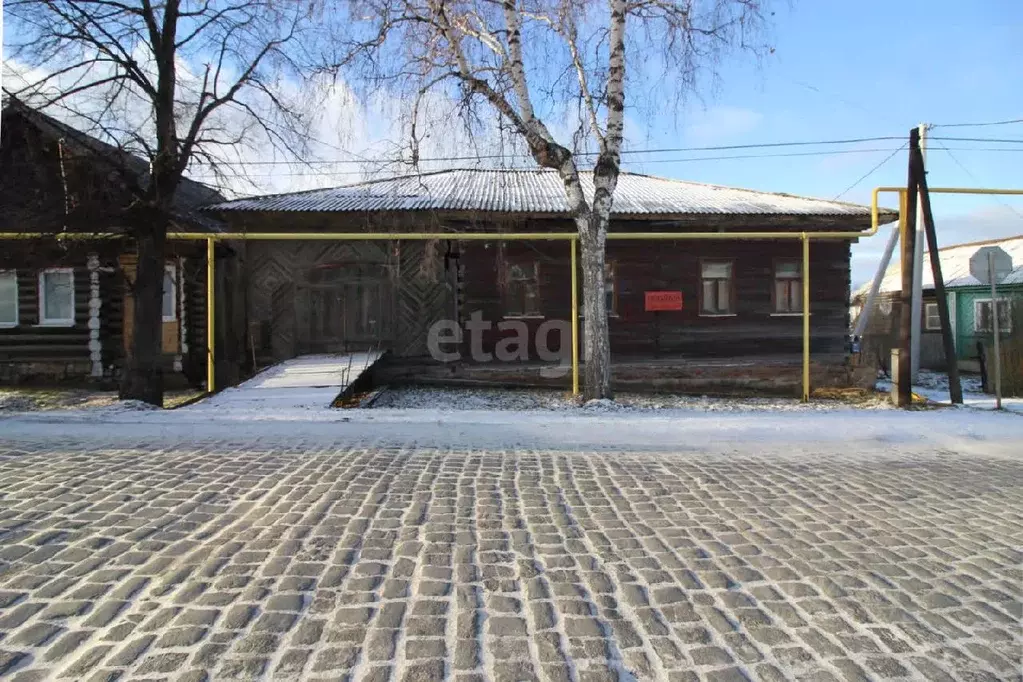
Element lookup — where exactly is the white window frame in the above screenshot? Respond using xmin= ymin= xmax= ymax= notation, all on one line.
xmin=163 ymin=263 xmax=178 ymax=322
xmin=0 ymin=270 xmax=18 ymax=328
xmin=974 ymin=298 xmax=1013 ymax=333
xmin=772 ymin=259 xmax=803 ymax=315
xmin=700 ymin=260 xmax=736 ymax=317
xmin=38 ymin=268 xmax=76 ymax=327
xmin=924 ymin=302 xmax=941 ymax=331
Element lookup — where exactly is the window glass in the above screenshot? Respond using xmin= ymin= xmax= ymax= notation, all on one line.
xmin=774 ymin=260 xmax=802 ymax=313
xmin=41 ymin=269 xmax=74 ymax=323
xmin=604 ymin=261 xmax=616 ymax=315
xmin=701 ymin=262 xmax=732 ymax=279
xmin=776 ymin=261 xmax=800 ymax=278
xmin=504 ymin=261 xmax=540 ymax=316
xmin=701 ymin=261 xmax=733 ymax=314
xmin=163 ymin=265 xmax=177 ymax=321
xmin=925 ymin=303 xmax=941 ymax=330
xmin=0 ymin=271 xmax=16 ymax=325
xmin=975 ymin=299 xmax=1012 ymax=332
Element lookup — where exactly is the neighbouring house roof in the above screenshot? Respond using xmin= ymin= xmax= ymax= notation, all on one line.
xmin=1 ymin=101 xmax=224 ymax=233
xmin=207 ymin=168 xmax=892 ymax=225
xmin=855 ymin=234 xmax=1023 ymax=299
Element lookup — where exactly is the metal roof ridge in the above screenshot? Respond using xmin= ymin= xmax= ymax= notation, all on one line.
xmin=208 ymin=166 xmax=889 ymax=211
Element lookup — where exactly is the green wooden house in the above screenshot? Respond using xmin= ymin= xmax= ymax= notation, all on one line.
xmin=853 ymin=235 xmax=1023 ymax=368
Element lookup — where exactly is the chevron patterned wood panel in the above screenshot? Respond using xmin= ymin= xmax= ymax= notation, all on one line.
xmin=247 ymin=240 xmax=452 ymax=361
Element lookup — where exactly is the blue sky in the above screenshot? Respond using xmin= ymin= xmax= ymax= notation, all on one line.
xmin=621 ymin=0 xmax=1023 ymax=285
xmin=4 ymin=0 xmax=1020 ymax=287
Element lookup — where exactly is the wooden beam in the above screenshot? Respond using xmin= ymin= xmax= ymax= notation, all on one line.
xmin=897 ymin=128 xmax=920 ymax=407
xmin=911 ymin=145 xmax=964 ymax=404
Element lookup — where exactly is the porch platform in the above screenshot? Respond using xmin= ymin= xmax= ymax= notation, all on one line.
xmin=191 ymin=352 xmax=385 ymax=410
xmin=377 ymin=353 xmax=870 ymax=396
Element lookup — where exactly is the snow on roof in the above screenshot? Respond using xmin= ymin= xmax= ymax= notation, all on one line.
xmin=856 ymin=234 xmax=1023 ymax=298
xmin=208 ymin=168 xmax=883 ymax=220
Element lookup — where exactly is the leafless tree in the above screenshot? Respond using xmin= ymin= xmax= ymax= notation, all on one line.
xmin=5 ymin=0 xmax=331 ymax=405
xmin=342 ymin=0 xmax=771 ymax=399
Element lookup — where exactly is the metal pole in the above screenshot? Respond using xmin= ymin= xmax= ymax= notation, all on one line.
xmin=989 ymin=250 xmax=1002 ymax=409
xmin=206 ymin=237 xmax=215 ymax=393
xmin=802 ymin=234 xmax=811 ymax=402
xmin=853 ymin=217 xmax=901 ymax=339
xmin=910 ymin=124 xmax=928 ymax=381
xmin=570 ymin=238 xmax=579 ymax=396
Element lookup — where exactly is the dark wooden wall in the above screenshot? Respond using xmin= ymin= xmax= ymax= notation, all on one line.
xmin=242 ymin=240 xmax=453 ymax=365
xmin=0 ymin=266 xmax=91 ymax=368
xmin=0 ymin=241 xmax=212 ymax=385
xmin=457 ymin=237 xmax=852 ymax=360
xmin=0 ymin=106 xmax=218 ymax=386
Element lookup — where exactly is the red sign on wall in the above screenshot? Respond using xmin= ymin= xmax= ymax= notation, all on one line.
xmin=644 ymin=291 xmax=683 ymax=311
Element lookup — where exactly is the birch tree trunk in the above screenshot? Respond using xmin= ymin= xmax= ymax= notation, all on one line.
xmin=578 ymin=214 xmax=610 ymax=399
xmin=344 ymin=0 xmax=767 ymax=399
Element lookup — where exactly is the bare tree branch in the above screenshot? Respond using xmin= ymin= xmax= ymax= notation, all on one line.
xmin=341 ymin=0 xmax=772 ymax=399
xmin=5 ymin=0 xmax=332 ymax=404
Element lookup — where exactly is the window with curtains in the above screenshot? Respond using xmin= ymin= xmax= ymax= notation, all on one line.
xmin=503 ymin=260 xmax=541 ymax=317
xmin=700 ymin=261 xmax=734 ymax=315
xmin=0 ymin=271 xmax=17 ymax=327
xmin=163 ymin=264 xmax=177 ymax=321
xmin=38 ymin=268 xmax=75 ymax=325
xmin=974 ymin=298 xmax=1012 ymax=333
xmin=605 ymin=261 xmax=617 ymax=316
xmin=773 ymin=260 xmax=802 ymax=313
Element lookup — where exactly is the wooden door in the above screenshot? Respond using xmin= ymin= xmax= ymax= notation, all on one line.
xmin=297 ymin=268 xmax=391 ymax=354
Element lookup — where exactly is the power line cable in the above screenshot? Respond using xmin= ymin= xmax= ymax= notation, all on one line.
xmin=930 ymin=138 xmax=1023 ymax=220
xmin=186 ymin=147 xmax=920 ymax=178
xmin=177 ymin=146 xmax=1023 ymax=177
xmin=833 ymin=144 xmax=908 ymax=200
xmin=931 ymin=118 xmax=1023 ymax=129
xmin=194 ymin=135 xmax=910 ymax=167
xmin=929 ymin=136 xmax=1023 ymax=144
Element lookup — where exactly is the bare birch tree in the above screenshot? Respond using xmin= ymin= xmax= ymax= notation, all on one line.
xmin=5 ymin=0 xmax=330 ymax=405
xmin=342 ymin=0 xmax=770 ymax=399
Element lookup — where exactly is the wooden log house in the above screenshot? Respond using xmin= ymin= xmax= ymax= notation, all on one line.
xmin=208 ymin=169 xmax=898 ymax=395
xmin=0 ymin=102 xmax=225 ymax=386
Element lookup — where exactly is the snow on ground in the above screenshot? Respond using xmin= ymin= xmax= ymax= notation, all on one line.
xmin=876 ymin=369 xmax=1023 ymax=413
xmin=372 ymin=385 xmax=893 ymax=412
xmin=0 ymin=388 xmax=195 ymax=412
xmin=4 ymin=393 xmax=1022 ymax=457
xmin=3 ymin=366 xmax=1020 ymax=455
xmin=0 ymin=389 xmax=119 ymax=412
xmin=195 ymin=352 xmax=383 ymax=411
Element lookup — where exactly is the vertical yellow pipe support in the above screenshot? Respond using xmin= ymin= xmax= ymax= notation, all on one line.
xmin=802 ymin=234 xmax=811 ymax=402
xmin=206 ymin=237 xmax=215 ymax=393
xmin=570 ymin=238 xmax=580 ymax=396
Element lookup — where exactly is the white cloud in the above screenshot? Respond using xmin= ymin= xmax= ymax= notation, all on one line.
xmin=3 ymin=57 xmax=534 ymax=198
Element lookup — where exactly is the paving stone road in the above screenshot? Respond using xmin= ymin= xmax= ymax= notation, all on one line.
xmin=0 ymin=439 xmax=1020 ymax=681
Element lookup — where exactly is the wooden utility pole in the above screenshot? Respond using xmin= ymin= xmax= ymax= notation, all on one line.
xmin=911 ymin=141 xmax=963 ymax=404
xmin=896 ymin=127 xmax=920 ymax=407
xmin=910 ymin=123 xmax=928 ymax=381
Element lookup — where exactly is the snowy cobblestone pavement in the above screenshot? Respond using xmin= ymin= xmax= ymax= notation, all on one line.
xmin=0 ymin=438 xmax=1020 ymax=681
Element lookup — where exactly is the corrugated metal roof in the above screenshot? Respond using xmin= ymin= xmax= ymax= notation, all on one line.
xmin=857 ymin=234 xmax=1023 ymax=298
xmin=207 ymin=168 xmax=884 ymax=219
